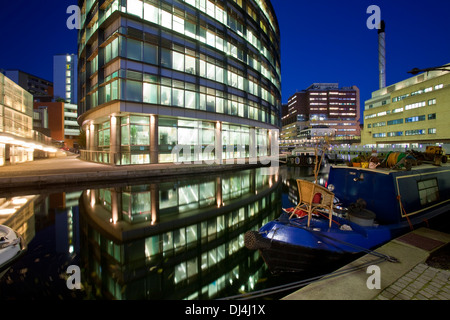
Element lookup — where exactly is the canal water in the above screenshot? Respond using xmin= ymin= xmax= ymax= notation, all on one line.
xmin=0 ymin=165 xmax=328 ymax=300
xmin=1 ymin=164 xmax=448 ymax=300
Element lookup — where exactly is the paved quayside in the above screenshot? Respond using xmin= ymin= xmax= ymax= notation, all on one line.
xmin=0 ymin=153 xmax=271 ymax=193
xmin=283 ymin=228 xmax=450 ymax=300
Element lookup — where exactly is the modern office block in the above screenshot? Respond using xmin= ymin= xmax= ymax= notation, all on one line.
xmin=54 ymin=54 xmax=79 ymax=104
xmin=77 ymin=0 xmax=281 ymax=165
xmin=4 ymin=69 xmax=53 ymax=101
xmin=282 ymin=83 xmax=361 ymax=143
xmin=0 ymin=73 xmax=35 ymax=165
xmin=34 ymin=102 xmax=80 ymax=148
xmin=362 ymin=69 xmax=450 ymax=147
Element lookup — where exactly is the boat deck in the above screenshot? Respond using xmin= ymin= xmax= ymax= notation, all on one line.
xmin=331 ymin=162 xmax=450 ymax=175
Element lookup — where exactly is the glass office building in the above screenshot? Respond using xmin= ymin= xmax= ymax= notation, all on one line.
xmin=0 ymin=73 xmax=34 ymax=165
xmin=78 ymin=0 xmax=281 ymax=165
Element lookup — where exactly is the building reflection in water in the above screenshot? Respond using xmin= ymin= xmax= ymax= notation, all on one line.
xmin=79 ymin=167 xmax=281 ymax=300
xmin=281 ymin=166 xmax=330 ymax=207
xmin=0 ymin=195 xmax=37 ymax=248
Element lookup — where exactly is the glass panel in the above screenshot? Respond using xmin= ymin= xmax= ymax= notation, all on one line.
xmin=178 ymin=185 xmax=199 ymax=206
xmin=111 ymin=80 xmax=119 ymax=100
xmin=185 ymin=20 xmax=196 ymax=37
xmin=126 ymin=80 xmax=143 ymax=102
xmin=161 ymin=10 xmax=172 ymax=29
xmin=161 ymin=48 xmax=172 ymax=68
xmin=143 ymin=43 xmax=157 ymax=64
xmin=185 ymin=91 xmax=196 ymax=109
xmin=160 ymin=188 xmax=178 ymax=209
xmin=104 ymin=129 xmax=110 ymax=146
xmin=174 ymin=262 xmax=187 ymax=284
xmin=130 ymin=116 xmax=149 ymax=125
xmin=159 ymin=126 xmax=177 ymax=146
xmin=145 ymin=236 xmax=160 ymax=258
xmin=173 ymin=51 xmax=185 ymax=72
xmin=199 ymin=60 xmax=206 ymax=77
xmin=144 ymin=3 xmax=159 ymax=23
xmin=199 ymin=93 xmax=206 ymax=110
xmin=105 ymin=83 xmax=111 ymax=102
xmin=207 ymin=63 xmax=215 ymax=80
xmin=199 ymin=182 xmax=215 ymax=205
xmin=143 ymin=83 xmax=158 ymax=104
xmin=179 ymin=127 xmax=198 ymax=145
xmin=121 ymin=125 xmax=130 ymax=146
xmin=131 ymin=192 xmax=151 ymax=214
xmin=128 ymin=0 xmax=143 ymax=18
xmin=173 ymin=15 xmax=184 ymax=34
xmin=216 ymin=97 xmax=224 ymax=113
xmin=206 ymin=95 xmax=215 ymax=112
xmin=174 ymin=228 xmax=186 ymax=251
xmin=127 ymin=39 xmax=142 ymax=61
xmin=185 ymin=55 xmax=196 ymax=74
xmin=187 ymin=258 xmax=198 ymax=278
xmin=130 ymin=125 xmax=149 ymax=145
xmin=161 ymin=86 xmax=172 ymax=105
xmin=201 ymin=128 xmax=215 ymax=145
xmin=216 ymin=66 xmax=223 ymax=82
xmin=186 ymin=225 xmax=197 ymax=244
xmin=131 ymin=154 xmax=150 ymax=164
xmin=172 ymin=88 xmax=184 ymax=107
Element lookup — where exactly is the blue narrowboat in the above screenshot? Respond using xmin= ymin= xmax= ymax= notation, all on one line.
xmin=245 ymin=163 xmax=450 ymax=273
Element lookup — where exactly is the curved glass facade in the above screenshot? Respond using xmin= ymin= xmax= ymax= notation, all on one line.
xmin=78 ymin=0 xmax=281 ymax=165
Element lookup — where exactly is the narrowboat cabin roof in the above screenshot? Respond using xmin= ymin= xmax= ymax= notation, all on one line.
xmin=330 ymin=162 xmax=450 ymax=175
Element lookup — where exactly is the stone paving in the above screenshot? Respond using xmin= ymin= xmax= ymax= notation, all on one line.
xmin=376 ymin=263 xmax=450 ymax=300
xmin=283 ymin=228 xmax=450 ymax=300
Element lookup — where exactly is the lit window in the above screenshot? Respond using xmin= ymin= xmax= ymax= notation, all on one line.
xmin=144 ymin=3 xmax=158 ymax=23
xmin=161 ymin=10 xmax=172 ymax=29
xmin=418 ymin=179 xmax=439 ymax=206
xmin=128 ymin=0 xmax=143 ymax=18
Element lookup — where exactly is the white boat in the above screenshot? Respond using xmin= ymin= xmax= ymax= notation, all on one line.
xmin=0 ymin=225 xmax=26 ymax=277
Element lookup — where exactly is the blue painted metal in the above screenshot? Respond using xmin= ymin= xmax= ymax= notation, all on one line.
xmin=256 ymin=165 xmax=450 ymax=262
xmin=260 ymin=215 xmax=392 ymax=254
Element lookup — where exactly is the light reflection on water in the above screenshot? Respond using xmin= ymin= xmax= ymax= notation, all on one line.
xmin=0 ymin=165 xmax=327 ymax=300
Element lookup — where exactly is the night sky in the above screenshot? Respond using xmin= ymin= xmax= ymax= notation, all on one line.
xmin=1 ymin=0 xmax=449 ymax=114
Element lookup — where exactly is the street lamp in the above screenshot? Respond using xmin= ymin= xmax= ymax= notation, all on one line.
xmin=408 ymin=63 xmax=450 ymax=75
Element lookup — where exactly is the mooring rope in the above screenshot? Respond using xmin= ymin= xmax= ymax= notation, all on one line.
xmin=219 ymin=257 xmax=386 ymax=300
xmin=220 ymin=221 xmax=399 ymax=300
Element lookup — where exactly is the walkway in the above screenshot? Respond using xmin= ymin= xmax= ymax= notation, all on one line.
xmin=283 ymin=228 xmax=450 ymax=300
xmin=0 ymin=153 xmax=271 ymax=192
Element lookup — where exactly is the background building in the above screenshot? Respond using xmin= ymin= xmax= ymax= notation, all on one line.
xmin=281 ymin=83 xmax=360 ymax=144
xmin=3 ymin=69 xmax=53 ymax=102
xmin=34 ymin=102 xmax=80 ymax=149
xmin=0 ymin=73 xmax=56 ymax=166
xmin=362 ymin=69 xmax=450 ymax=148
xmin=77 ymin=0 xmax=282 ymax=165
xmin=54 ymin=54 xmax=78 ymax=104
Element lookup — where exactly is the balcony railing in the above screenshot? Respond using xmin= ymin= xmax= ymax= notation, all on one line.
xmin=80 ymin=150 xmax=111 ymax=164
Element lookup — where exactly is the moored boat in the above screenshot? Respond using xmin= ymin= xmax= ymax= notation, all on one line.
xmin=0 ymin=225 xmax=26 ymax=277
xmin=245 ymin=155 xmax=450 ymax=273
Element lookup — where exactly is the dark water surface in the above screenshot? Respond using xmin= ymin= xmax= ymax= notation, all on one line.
xmin=0 ymin=166 xmax=322 ymax=300
xmin=1 ymin=164 xmax=448 ymax=300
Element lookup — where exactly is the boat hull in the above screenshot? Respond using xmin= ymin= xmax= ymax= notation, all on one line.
xmin=245 ymin=230 xmax=357 ymax=273
xmin=0 ymin=225 xmax=27 ymax=275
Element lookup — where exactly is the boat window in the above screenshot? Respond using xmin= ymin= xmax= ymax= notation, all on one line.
xmin=417 ymin=179 xmax=439 ymax=206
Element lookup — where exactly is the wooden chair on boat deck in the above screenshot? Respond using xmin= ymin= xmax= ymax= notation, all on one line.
xmin=291 ymin=180 xmax=335 ymax=228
